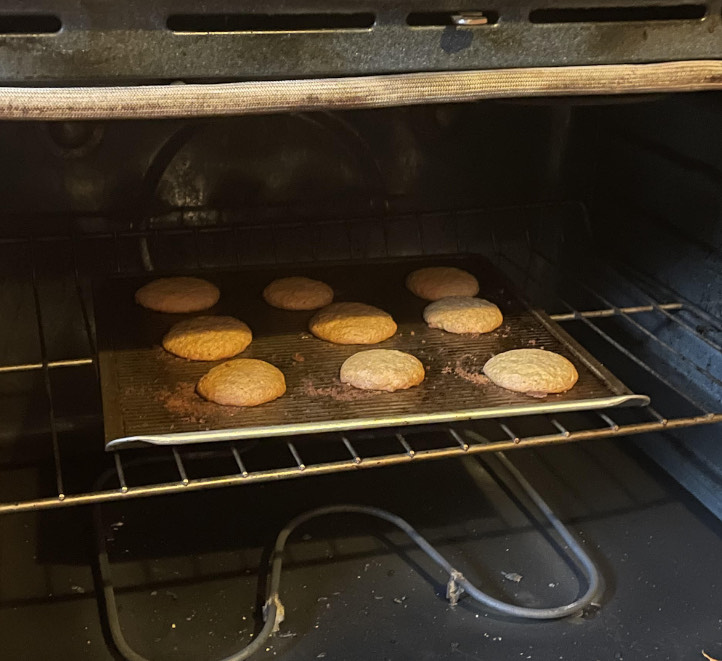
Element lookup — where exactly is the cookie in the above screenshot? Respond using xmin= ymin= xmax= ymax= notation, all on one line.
xmin=162 ymin=316 xmax=252 ymax=361
xmin=263 ymin=276 xmax=334 ymax=310
xmin=309 ymin=302 xmax=397 ymax=345
xmin=423 ymin=296 xmax=503 ymax=334
xmin=483 ymin=349 xmax=578 ymax=395
xmin=406 ymin=267 xmax=479 ymax=301
xmin=340 ymin=349 xmax=425 ymax=392
xmin=197 ymin=359 xmax=286 ymax=407
xmin=135 ymin=277 xmax=220 ymax=313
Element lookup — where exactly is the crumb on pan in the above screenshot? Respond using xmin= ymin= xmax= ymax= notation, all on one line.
xmin=155 ymin=381 xmax=240 ymax=425
xmin=302 ymin=378 xmax=375 ymax=401
xmin=452 ymin=354 xmax=491 ymax=387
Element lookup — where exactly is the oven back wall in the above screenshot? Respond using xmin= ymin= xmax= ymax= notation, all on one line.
xmin=0 ymin=103 xmax=565 ymax=236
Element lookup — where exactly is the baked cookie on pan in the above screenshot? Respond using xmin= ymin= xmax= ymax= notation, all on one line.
xmin=340 ymin=349 xmax=425 ymax=392
xmin=197 ymin=359 xmax=286 ymax=407
xmin=423 ymin=296 xmax=503 ymax=334
xmin=309 ymin=302 xmax=397 ymax=345
xmin=406 ymin=267 xmax=479 ymax=301
xmin=483 ymin=349 xmax=578 ymax=395
xmin=135 ymin=277 xmax=220 ymax=313
xmin=263 ymin=276 xmax=333 ymax=310
xmin=162 ymin=316 xmax=252 ymax=361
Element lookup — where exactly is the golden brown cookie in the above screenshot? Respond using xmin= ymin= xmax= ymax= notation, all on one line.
xmin=162 ymin=316 xmax=252 ymax=361
xmin=423 ymin=296 xmax=503 ymax=334
xmin=483 ymin=349 xmax=578 ymax=395
xmin=406 ymin=267 xmax=479 ymax=301
xmin=309 ymin=302 xmax=397 ymax=345
xmin=263 ymin=276 xmax=334 ymax=310
xmin=340 ymin=349 xmax=425 ymax=392
xmin=135 ymin=277 xmax=220 ymax=313
xmin=197 ymin=359 xmax=286 ymax=407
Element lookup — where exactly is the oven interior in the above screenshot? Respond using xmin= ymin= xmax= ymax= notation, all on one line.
xmin=1 ymin=93 xmax=722 ymax=659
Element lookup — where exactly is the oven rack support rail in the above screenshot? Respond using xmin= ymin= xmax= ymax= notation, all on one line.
xmin=0 ymin=205 xmax=721 ymax=514
xmin=95 ymin=452 xmax=602 ymax=661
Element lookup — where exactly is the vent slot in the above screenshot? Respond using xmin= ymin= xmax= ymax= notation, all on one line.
xmin=0 ymin=14 xmax=61 ymax=35
xmin=167 ymin=13 xmax=375 ymax=33
xmin=529 ymin=4 xmax=706 ymax=23
xmin=406 ymin=11 xmax=499 ymax=26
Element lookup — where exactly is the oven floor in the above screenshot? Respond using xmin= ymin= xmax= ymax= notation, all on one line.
xmin=1 ymin=439 xmax=721 ymax=661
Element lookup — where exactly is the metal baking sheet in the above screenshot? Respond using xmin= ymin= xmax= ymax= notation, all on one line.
xmin=95 ymin=256 xmax=649 ymax=449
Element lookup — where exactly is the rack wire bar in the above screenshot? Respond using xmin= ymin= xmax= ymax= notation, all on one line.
xmin=29 ymin=243 xmax=65 ymax=501
xmin=396 ymin=433 xmax=416 ymax=457
xmin=549 ymin=302 xmax=682 ymax=322
xmin=231 ymin=444 xmax=249 ymax=477
xmin=597 ymin=412 xmax=619 ymax=431
xmin=3 ymin=414 xmax=722 ymax=515
xmin=549 ymin=417 xmax=571 ymax=436
xmin=645 ymin=407 xmax=668 ymax=424
xmin=0 ymin=357 xmax=94 ymax=374
xmin=172 ymin=448 xmax=189 ymax=485
xmin=341 ymin=434 xmax=363 ymax=463
xmin=449 ymin=428 xmax=470 ymax=450
xmin=499 ymin=423 xmax=520 ymax=443
xmin=71 ymin=238 xmax=99 ymax=361
xmin=287 ymin=442 xmax=306 ymax=471
xmin=0 ymin=302 xmax=683 ymax=376
xmin=113 ymin=454 xmax=128 ymax=493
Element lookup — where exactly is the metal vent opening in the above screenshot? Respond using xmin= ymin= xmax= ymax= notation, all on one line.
xmin=529 ymin=4 xmax=707 ymax=23
xmin=167 ymin=13 xmax=376 ymax=33
xmin=0 ymin=14 xmax=61 ymax=35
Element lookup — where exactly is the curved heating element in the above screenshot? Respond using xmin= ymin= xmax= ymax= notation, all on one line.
xmin=94 ymin=452 xmax=601 ymax=660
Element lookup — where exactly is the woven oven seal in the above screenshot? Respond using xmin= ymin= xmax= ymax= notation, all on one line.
xmin=2 ymin=60 xmax=722 ymax=120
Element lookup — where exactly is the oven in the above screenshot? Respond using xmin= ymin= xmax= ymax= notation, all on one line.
xmin=1 ymin=2 xmax=722 ymax=660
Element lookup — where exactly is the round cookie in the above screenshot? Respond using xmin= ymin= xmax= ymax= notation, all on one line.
xmin=135 ymin=277 xmax=220 ymax=313
xmin=162 ymin=316 xmax=252 ymax=361
xmin=424 ymin=296 xmax=503 ymax=334
xmin=263 ymin=276 xmax=334 ymax=310
xmin=309 ymin=302 xmax=397 ymax=345
xmin=483 ymin=349 xmax=578 ymax=395
xmin=197 ymin=359 xmax=286 ymax=407
xmin=406 ymin=267 xmax=479 ymax=301
xmin=340 ymin=349 xmax=425 ymax=392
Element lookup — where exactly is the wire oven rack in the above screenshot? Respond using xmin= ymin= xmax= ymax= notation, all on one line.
xmin=0 ymin=201 xmax=721 ymax=514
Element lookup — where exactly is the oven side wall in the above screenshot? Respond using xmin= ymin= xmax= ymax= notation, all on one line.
xmin=572 ymin=93 xmax=722 ymax=517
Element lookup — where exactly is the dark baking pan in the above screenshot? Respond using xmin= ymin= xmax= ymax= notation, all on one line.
xmin=94 ymin=256 xmax=649 ymax=449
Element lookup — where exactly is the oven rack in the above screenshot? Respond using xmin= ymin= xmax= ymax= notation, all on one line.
xmin=0 ymin=203 xmax=721 ymax=514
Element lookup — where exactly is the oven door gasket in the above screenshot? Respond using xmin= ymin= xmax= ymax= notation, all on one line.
xmin=3 ymin=60 xmax=722 ymax=121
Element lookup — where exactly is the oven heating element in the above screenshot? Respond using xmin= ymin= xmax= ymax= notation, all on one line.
xmin=95 ymin=451 xmax=602 ymax=660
